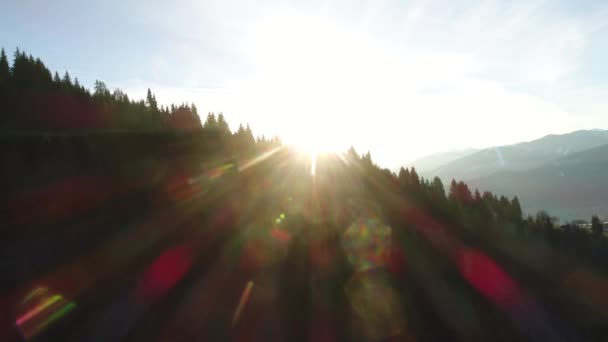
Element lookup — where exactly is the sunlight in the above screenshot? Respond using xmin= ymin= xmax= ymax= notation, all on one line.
xmin=289 ymin=125 xmax=345 ymax=155
xmin=241 ymin=12 xmax=491 ymax=163
xmin=245 ymin=13 xmax=375 ymax=154
xmin=239 ymin=146 xmax=282 ymax=171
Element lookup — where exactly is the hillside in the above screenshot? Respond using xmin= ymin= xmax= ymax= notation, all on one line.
xmin=468 ymin=143 xmax=608 ymax=220
xmin=3 ymin=49 xmax=608 ymax=342
xmin=426 ymin=130 xmax=608 ymax=182
xmin=402 ymin=148 xmax=478 ymax=173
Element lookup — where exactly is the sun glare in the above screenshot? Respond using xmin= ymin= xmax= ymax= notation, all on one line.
xmin=290 ymin=128 xmax=344 ymax=155
xmin=246 ymin=13 xmax=368 ymax=156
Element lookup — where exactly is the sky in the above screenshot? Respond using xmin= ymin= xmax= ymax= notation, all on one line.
xmin=2 ymin=0 xmax=608 ymax=167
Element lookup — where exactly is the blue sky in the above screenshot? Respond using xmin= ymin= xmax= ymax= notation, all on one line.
xmin=2 ymin=0 xmax=608 ymax=166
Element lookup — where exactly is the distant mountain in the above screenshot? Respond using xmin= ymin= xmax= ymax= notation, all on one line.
xmin=425 ymin=129 xmax=608 ymax=182
xmin=468 ymin=143 xmax=608 ymax=221
xmin=402 ymin=148 xmax=478 ymax=173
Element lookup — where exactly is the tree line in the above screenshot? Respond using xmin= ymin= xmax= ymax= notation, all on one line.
xmin=2 ymin=46 xmax=606 ymax=274
xmin=0 ymin=47 xmax=274 ymax=147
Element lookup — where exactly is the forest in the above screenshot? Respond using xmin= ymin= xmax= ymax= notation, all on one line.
xmin=2 ymin=48 xmax=608 ymax=341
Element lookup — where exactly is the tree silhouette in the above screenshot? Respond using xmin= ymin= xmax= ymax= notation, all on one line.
xmin=204 ymin=112 xmax=218 ymax=130
xmin=398 ymin=167 xmax=410 ymax=188
xmin=473 ymin=189 xmax=481 ymax=203
xmin=62 ymin=71 xmax=72 ymax=88
xmin=592 ymin=215 xmax=603 ymax=237
xmin=53 ymin=71 xmax=61 ymax=85
xmin=511 ymin=196 xmax=522 ymax=222
xmin=217 ymin=113 xmax=230 ymax=135
xmin=430 ymin=177 xmax=446 ymax=201
xmin=146 ymin=88 xmax=158 ymax=113
xmin=0 ymin=48 xmax=9 ymax=85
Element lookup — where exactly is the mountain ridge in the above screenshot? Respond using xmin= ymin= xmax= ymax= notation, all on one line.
xmin=468 ymin=144 xmax=608 ymax=220
xmin=414 ymin=130 xmax=608 ymax=220
xmin=421 ymin=129 xmax=608 ymax=183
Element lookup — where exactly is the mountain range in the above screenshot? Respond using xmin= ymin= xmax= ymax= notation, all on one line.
xmin=398 ymin=148 xmax=478 ymax=174
xmin=410 ymin=129 xmax=608 ymax=221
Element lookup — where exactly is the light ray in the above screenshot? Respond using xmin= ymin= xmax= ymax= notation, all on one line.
xmin=240 ymin=146 xmax=282 ymax=172
xmin=232 ymin=281 xmax=254 ymax=327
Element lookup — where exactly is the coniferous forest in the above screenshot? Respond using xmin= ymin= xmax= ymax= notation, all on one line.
xmin=2 ymin=48 xmax=608 ymax=341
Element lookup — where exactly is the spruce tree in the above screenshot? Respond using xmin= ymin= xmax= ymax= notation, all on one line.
xmin=205 ymin=112 xmax=218 ymax=129
xmin=217 ymin=113 xmax=230 ymax=135
xmin=591 ymin=215 xmax=603 ymax=237
xmin=62 ymin=71 xmax=72 ymax=88
xmin=146 ymin=88 xmax=158 ymax=112
xmin=0 ymin=48 xmax=9 ymax=85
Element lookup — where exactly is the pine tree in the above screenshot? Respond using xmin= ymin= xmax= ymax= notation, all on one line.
xmin=431 ymin=177 xmax=445 ymax=200
xmin=448 ymin=179 xmax=458 ymax=201
xmin=474 ymin=189 xmax=481 ymax=202
xmin=34 ymin=58 xmax=52 ymax=86
xmin=362 ymin=151 xmax=373 ymax=166
xmin=236 ymin=123 xmax=245 ymax=136
xmin=410 ymin=167 xmax=420 ymax=185
xmin=245 ymin=124 xmax=255 ymax=144
xmin=53 ymin=71 xmax=61 ymax=85
xmin=398 ymin=167 xmax=410 ymax=188
xmin=12 ymin=48 xmax=28 ymax=89
xmin=347 ymin=146 xmax=359 ymax=161
xmin=511 ymin=196 xmax=522 ymax=221
xmin=146 ymin=88 xmax=158 ymax=112
xmin=536 ymin=211 xmax=554 ymax=234
xmin=591 ymin=215 xmax=603 ymax=237
xmin=94 ymin=80 xmax=109 ymax=99
xmin=62 ymin=71 xmax=72 ymax=88
xmin=204 ymin=112 xmax=218 ymax=129
xmin=217 ymin=112 xmax=230 ymax=134
xmin=458 ymin=181 xmax=473 ymax=203
xmin=0 ymin=48 xmax=10 ymax=129
xmin=0 ymin=48 xmax=9 ymax=85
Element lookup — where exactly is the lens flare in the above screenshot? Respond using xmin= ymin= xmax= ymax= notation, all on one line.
xmin=15 ymin=287 xmax=76 ymax=340
xmin=342 ymin=217 xmax=391 ymax=271
xmin=232 ymin=281 xmax=254 ymax=327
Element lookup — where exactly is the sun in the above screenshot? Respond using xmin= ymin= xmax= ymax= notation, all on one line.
xmin=282 ymin=123 xmax=346 ymax=176
xmin=246 ymin=13 xmax=362 ymax=156
xmin=289 ymin=126 xmax=350 ymax=176
xmin=287 ymin=123 xmax=345 ymax=155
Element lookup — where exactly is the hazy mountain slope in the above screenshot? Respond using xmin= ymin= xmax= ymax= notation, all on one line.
xmin=468 ymin=143 xmax=608 ymax=220
xmin=553 ymin=141 xmax=608 ymax=166
xmin=428 ymin=129 xmax=608 ymax=182
xmin=402 ymin=148 xmax=478 ymax=173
